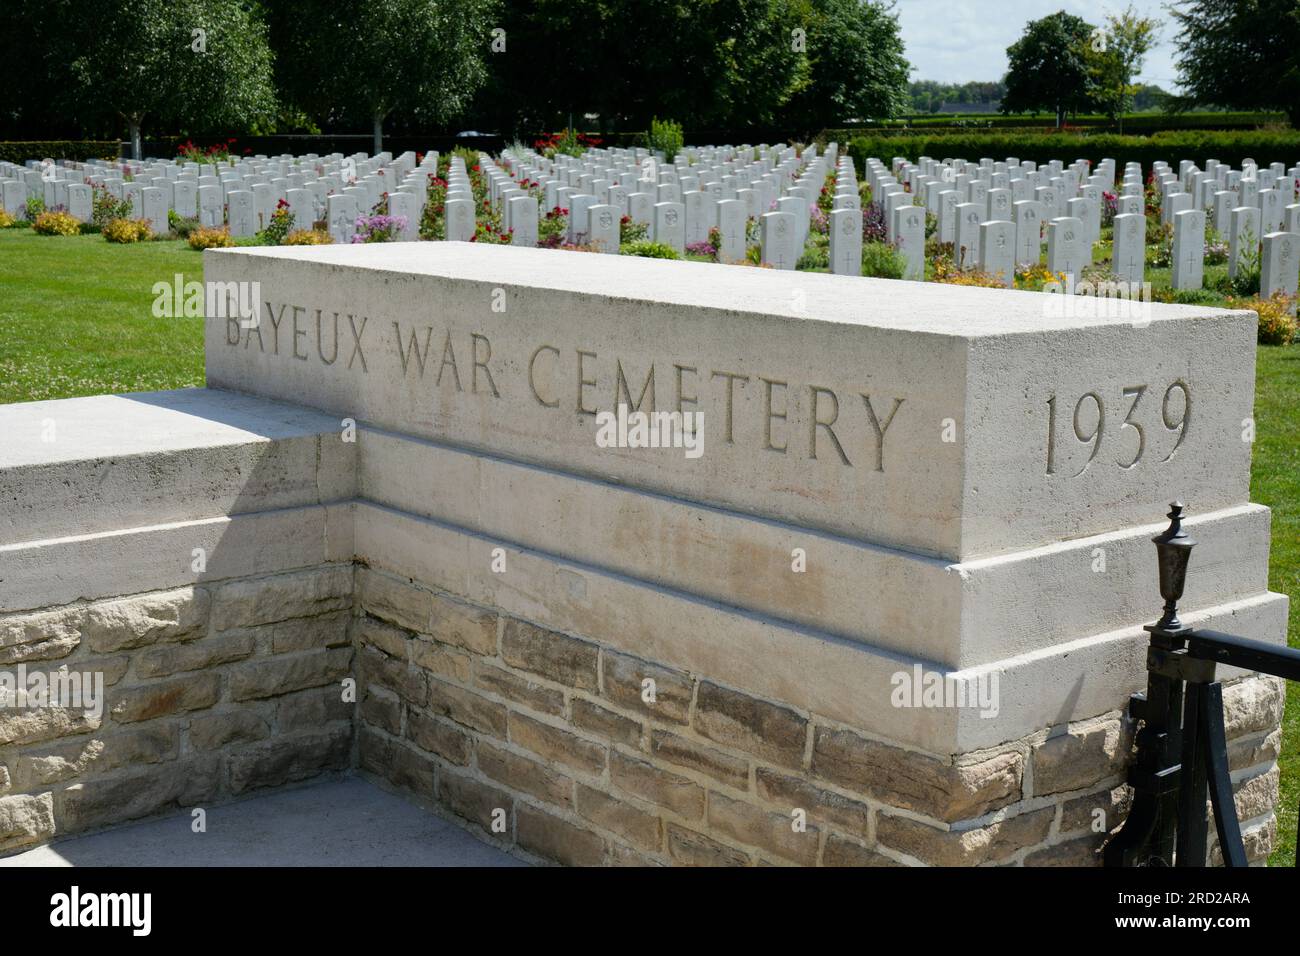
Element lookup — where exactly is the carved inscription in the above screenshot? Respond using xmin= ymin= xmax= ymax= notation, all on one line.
xmin=1046 ymin=380 xmax=1190 ymax=476
xmin=230 ymin=301 xmax=914 ymax=469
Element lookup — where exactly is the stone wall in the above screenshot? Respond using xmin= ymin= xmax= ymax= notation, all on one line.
xmin=352 ymin=565 xmax=1284 ymax=866
xmin=0 ymin=568 xmax=354 ymax=854
xmin=1 ymin=244 xmax=1290 ymax=865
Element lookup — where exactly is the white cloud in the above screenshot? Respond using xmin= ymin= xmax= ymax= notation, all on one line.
xmin=895 ymin=0 xmax=1182 ymax=90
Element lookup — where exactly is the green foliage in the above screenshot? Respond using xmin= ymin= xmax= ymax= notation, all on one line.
xmin=92 ymin=187 xmax=132 ymax=230
xmin=647 ymin=118 xmax=684 ymax=162
xmin=908 ymin=80 xmax=1004 ymax=114
xmin=59 ymin=0 xmax=277 ymax=157
xmin=1088 ymin=6 xmax=1160 ymax=125
xmin=167 ymin=209 xmax=200 ymax=239
xmin=861 ymin=241 xmax=905 ymax=279
xmin=620 ymin=219 xmax=649 ymax=244
xmin=0 ymin=142 xmax=119 ymax=165
xmin=269 ymin=0 xmax=497 ymax=150
xmin=781 ymin=0 xmax=910 ymax=127
xmin=32 ymin=210 xmax=82 ymax=236
xmin=845 ymin=130 xmax=1300 ymax=173
xmin=1170 ymin=0 xmax=1300 ymax=128
xmin=1001 ymin=11 xmax=1096 ymax=126
xmin=621 ymin=240 xmax=681 ymax=259
xmin=24 ymin=196 xmax=45 ymax=222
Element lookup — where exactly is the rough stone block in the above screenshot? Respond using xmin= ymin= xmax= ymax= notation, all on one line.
xmin=601 ymin=650 xmax=692 ymax=724
xmin=83 ymin=588 xmax=208 ymax=653
xmin=227 ymin=727 xmax=350 ymax=794
xmin=609 ymin=749 xmax=705 ymax=819
xmin=516 ymin=803 xmax=606 ymax=866
xmin=211 ymin=566 xmax=351 ymax=631
xmin=476 ymin=742 xmax=573 ymax=808
xmin=575 ymin=784 xmax=662 ymax=852
xmin=473 ymin=662 xmax=564 ymax=715
xmin=812 ymin=727 xmax=1022 ymax=822
xmin=693 ymin=681 xmax=807 ymax=769
xmin=109 ymin=672 xmax=221 ymax=723
xmin=229 ymin=647 xmax=352 ymax=701
xmin=0 ymin=792 xmax=55 ymax=852
xmin=501 ymin=619 xmax=598 ymax=691
xmin=666 ymin=823 xmax=750 ymax=866
xmin=508 ymin=712 xmax=606 ymax=776
xmin=707 ymin=791 xmax=820 ymax=865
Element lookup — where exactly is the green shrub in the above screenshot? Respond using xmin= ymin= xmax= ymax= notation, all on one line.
xmin=187 ymin=226 xmax=233 ymax=250
xmin=32 ymin=210 xmax=81 ymax=235
xmin=845 ymin=130 xmax=1300 ymax=177
xmin=102 ymin=218 xmax=151 ymax=243
xmin=621 ymin=240 xmax=681 ymax=259
xmin=24 ymin=196 xmax=44 ymax=221
xmin=168 ymin=209 xmax=200 ymax=239
xmin=861 ymin=241 xmax=906 ymax=279
xmin=647 ymin=117 xmax=684 ymax=162
xmin=0 ymin=141 xmax=119 ymax=165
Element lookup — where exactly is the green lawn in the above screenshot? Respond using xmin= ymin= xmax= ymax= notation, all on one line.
xmin=0 ymin=225 xmax=1297 ymax=862
xmin=0 ymin=231 xmax=203 ymax=403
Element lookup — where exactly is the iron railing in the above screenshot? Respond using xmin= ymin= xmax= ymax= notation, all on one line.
xmin=1105 ymin=502 xmax=1300 ymax=867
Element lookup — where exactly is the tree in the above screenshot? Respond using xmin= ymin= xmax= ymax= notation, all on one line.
xmin=1001 ymin=11 xmax=1096 ymax=127
xmin=1088 ymin=5 xmax=1159 ymax=130
xmin=271 ymin=0 xmax=498 ymax=153
xmin=62 ymin=0 xmax=276 ymax=159
xmin=1170 ymin=0 xmax=1300 ymax=127
xmin=780 ymin=0 xmax=910 ymax=129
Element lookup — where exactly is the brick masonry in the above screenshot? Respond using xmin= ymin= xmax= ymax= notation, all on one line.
xmin=1 ymin=561 xmax=1285 ymax=865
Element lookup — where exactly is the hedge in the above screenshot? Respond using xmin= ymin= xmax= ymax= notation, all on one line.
xmin=846 ymin=130 xmax=1300 ymax=175
xmin=838 ymin=111 xmax=1287 ymax=135
xmin=0 ymin=141 xmax=119 ymax=165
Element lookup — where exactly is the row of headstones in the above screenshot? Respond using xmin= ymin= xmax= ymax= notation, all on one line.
xmin=0 ymin=151 xmax=435 ymax=241
xmin=869 ymin=155 xmax=1122 ymax=287
xmin=1147 ymin=158 xmax=1300 ymax=298
xmin=861 ymin=153 xmax=1300 ymax=298
xmin=486 ymin=142 xmax=841 ymax=264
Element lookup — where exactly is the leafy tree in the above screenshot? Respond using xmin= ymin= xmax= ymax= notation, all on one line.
xmin=1001 ymin=11 xmax=1096 ymax=127
xmin=1088 ymin=5 xmax=1159 ymax=130
xmin=780 ymin=0 xmax=910 ymax=128
xmin=1170 ymin=0 xmax=1300 ymax=127
xmin=271 ymin=0 xmax=498 ymax=152
xmin=38 ymin=0 xmax=276 ymax=158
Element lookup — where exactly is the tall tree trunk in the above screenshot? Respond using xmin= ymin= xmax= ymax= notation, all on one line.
xmin=372 ymin=113 xmax=384 ymax=155
xmin=129 ymin=117 xmax=143 ymax=161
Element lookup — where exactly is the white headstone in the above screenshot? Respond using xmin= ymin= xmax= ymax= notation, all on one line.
xmin=979 ymin=220 xmax=1015 ymax=287
xmin=716 ymin=199 xmax=746 ymax=264
xmin=1171 ymin=209 xmax=1206 ymax=290
xmin=828 ymin=208 xmax=861 ymax=276
xmin=760 ymin=211 xmax=797 ymax=270
xmin=227 ymin=190 xmax=256 ymax=237
xmin=1260 ymin=232 xmax=1299 ymax=301
xmin=893 ymin=205 xmax=925 ymax=281
xmin=327 ymin=193 xmax=357 ymax=243
xmin=1046 ymin=217 xmax=1085 ymax=288
xmin=652 ymin=201 xmax=685 ymax=254
xmin=1112 ymin=212 xmax=1146 ymax=286
xmin=587 ymin=203 xmax=619 ymax=254
xmin=445 ymin=197 xmax=475 ymax=242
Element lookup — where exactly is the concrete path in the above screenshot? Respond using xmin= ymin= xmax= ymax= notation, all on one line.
xmin=0 ymin=776 xmax=524 ymax=867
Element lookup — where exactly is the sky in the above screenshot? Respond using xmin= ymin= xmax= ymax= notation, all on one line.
xmin=895 ymin=0 xmax=1183 ymax=90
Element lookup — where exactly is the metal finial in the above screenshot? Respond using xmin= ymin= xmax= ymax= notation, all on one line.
xmin=1151 ymin=501 xmax=1196 ymax=634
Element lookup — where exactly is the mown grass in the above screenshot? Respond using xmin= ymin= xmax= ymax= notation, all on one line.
xmin=0 ymin=224 xmax=1296 ymax=863
xmin=0 ymin=229 xmax=202 ymax=403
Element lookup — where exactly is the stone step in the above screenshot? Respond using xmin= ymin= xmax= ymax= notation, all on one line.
xmin=0 ymin=388 xmax=356 ymax=545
